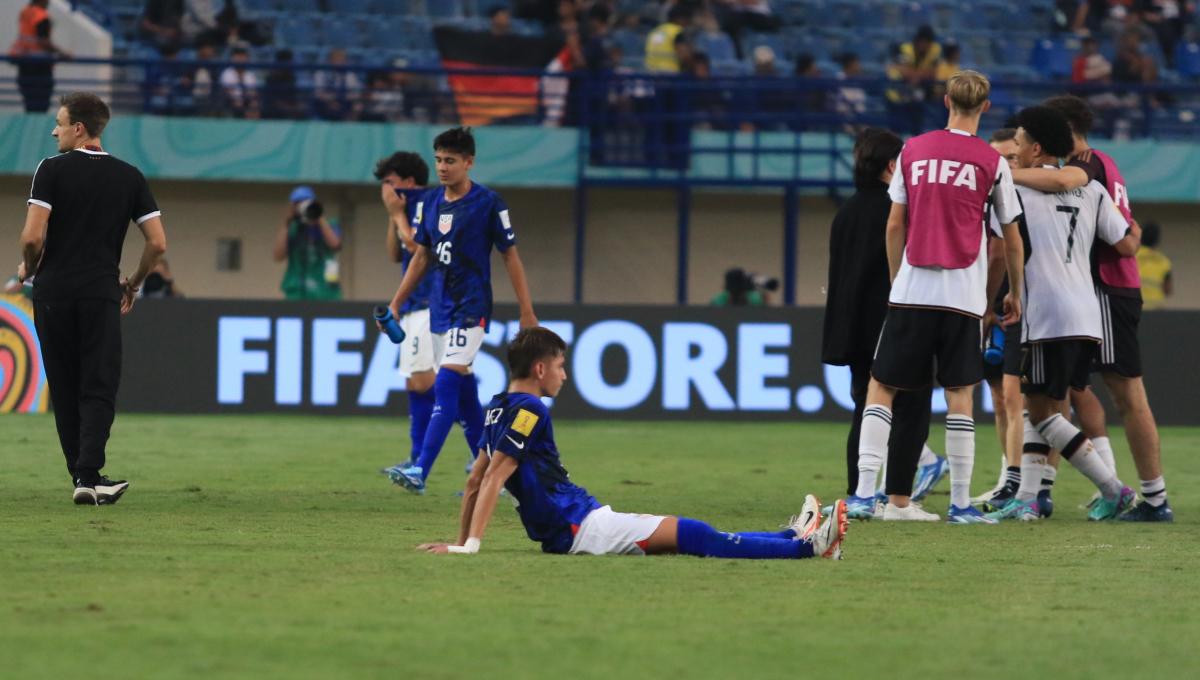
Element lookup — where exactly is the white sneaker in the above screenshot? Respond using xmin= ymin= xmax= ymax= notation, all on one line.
xmin=810 ymin=499 xmax=848 ymax=559
xmin=882 ymin=502 xmax=940 ymax=522
xmin=787 ymin=494 xmax=822 ymax=539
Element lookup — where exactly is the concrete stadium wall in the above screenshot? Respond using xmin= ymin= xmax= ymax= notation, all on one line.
xmin=2 ymin=175 xmax=1198 ymax=308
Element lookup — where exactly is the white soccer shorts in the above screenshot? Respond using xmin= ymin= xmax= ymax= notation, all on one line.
xmin=398 ymin=309 xmax=435 ymax=378
xmin=432 ymin=326 xmax=486 ymax=368
xmin=569 ymin=505 xmax=667 ymax=556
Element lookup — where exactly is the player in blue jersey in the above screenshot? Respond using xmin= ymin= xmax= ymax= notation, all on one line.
xmin=417 ymin=328 xmax=850 ymax=559
xmin=381 ymin=127 xmax=538 ymax=494
xmin=374 ymin=151 xmax=438 ymax=480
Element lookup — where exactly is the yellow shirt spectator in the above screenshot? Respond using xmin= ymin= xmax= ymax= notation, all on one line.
xmin=1138 ymin=246 xmax=1173 ymax=309
xmin=645 ymin=21 xmax=685 ymax=73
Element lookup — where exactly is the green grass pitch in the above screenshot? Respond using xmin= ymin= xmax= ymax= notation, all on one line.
xmin=2 ymin=414 xmax=1197 ymax=679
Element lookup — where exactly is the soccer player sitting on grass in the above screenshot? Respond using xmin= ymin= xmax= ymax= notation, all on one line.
xmin=417 ymin=327 xmax=849 ymax=560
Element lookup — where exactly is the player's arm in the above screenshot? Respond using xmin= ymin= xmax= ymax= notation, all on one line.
xmin=999 ymin=220 xmax=1023 ymax=326
xmin=420 ymin=452 xmax=518 ymax=555
xmin=885 ymin=202 xmax=907 ymax=282
xmin=380 ymin=184 xmax=414 ymax=263
xmin=502 ymin=246 xmax=538 ymax=329
xmin=1011 ymin=165 xmax=1089 ymax=193
xmin=983 ymin=236 xmax=1005 ymax=331
xmin=455 ymin=451 xmax=491 ymax=545
xmin=384 ymin=245 xmax=430 ymax=321
xmin=18 ymin=204 xmax=49 ymax=282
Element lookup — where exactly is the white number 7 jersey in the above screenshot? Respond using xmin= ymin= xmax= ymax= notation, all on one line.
xmin=1017 ymin=177 xmax=1130 ymax=343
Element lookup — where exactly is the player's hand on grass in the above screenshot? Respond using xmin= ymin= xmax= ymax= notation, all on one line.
xmin=381 ymin=183 xmax=406 ymax=217
xmin=417 ymin=543 xmax=452 ymax=554
xmin=1001 ymin=292 xmax=1021 ymax=327
xmin=120 ymin=277 xmax=138 ymax=315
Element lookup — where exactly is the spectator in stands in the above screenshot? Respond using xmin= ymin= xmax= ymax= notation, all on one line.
xmin=834 ymin=53 xmax=867 ymax=123
xmin=1137 ymin=221 xmax=1174 ymax=309
xmin=190 ymin=37 xmax=221 ymax=115
xmin=490 ymin=6 xmax=513 ymax=37
xmin=219 ymin=45 xmax=260 ymax=119
xmin=884 ymin=42 xmax=922 ymax=136
xmin=1073 ymin=35 xmax=1114 ymax=83
xmin=262 ymin=49 xmax=305 ymax=120
xmin=936 ymin=42 xmax=963 ymax=82
xmin=716 ymin=0 xmax=782 ymax=57
xmin=8 ymin=0 xmax=70 ymax=113
xmin=644 ymin=4 xmax=692 ymax=73
xmin=145 ymin=43 xmax=197 ymax=115
xmin=752 ymin=45 xmax=778 ymax=76
xmin=274 ymin=186 xmax=342 ymax=301
xmin=688 ymin=52 xmax=730 ymax=130
xmin=1140 ymin=1 xmax=1193 ymax=67
xmin=139 ymin=0 xmax=185 ymax=53
xmin=183 ymin=0 xmax=267 ymax=47
xmin=363 ymin=69 xmax=405 ymax=123
xmin=1114 ymin=27 xmax=1159 ymax=82
xmin=582 ymin=4 xmax=615 ymax=73
xmin=313 ymin=48 xmax=364 ymax=122
xmin=896 ymin=25 xmax=942 ymax=130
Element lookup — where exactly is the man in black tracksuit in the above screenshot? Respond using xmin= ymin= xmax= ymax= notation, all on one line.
xmin=18 ymin=92 xmax=167 ymax=506
xmin=822 ymin=128 xmax=934 ymax=509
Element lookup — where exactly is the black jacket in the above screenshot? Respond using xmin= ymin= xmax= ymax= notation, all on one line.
xmin=821 ymin=180 xmax=893 ymax=366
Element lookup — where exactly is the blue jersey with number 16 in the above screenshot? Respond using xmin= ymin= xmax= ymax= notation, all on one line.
xmin=414 ymin=182 xmax=515 ymax=333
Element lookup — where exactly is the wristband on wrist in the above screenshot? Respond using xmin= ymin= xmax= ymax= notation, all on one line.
xmin=447 ymin=537 xmax=481 ymax=554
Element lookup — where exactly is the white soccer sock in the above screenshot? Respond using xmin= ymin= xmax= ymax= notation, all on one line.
xmin=918 ymin=443 xmax=938 ymax=467
xmin=1036 ymin=414 xmax=1122 ymax=500
xmin=1092 ymin=436 xmax=1117 ymax=475
xmin=876 ymin=457 xmax=888 ymax=494
xmin=1041 ymin=464 xmax=1057 ymax=491
xmin=854 ymin=405 xmax=891 ymax=499
xmin=945 ymin=414 xmax=975 ymax=509
xmin=1020 ymin=414 xmax=1051 ymax=502
xmin=1017 ymin=454 xmax=1046 ymax=502
xmin=1140 ymin=476 xmax=1167 ymax=507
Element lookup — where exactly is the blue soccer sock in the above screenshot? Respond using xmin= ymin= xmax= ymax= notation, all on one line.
xmin=457 ymin=373 xmax=485 ymax=461
xmin=415 ymin=369 xmax=466 ymax=481
xmin=676 ymin=518 xmax=813 ymax=559
xmin=408 ymin=388 xmax=435 ymax=464
xmin=736 ymin=530 xmax=797 ymax=540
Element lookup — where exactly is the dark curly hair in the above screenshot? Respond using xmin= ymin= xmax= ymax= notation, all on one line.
xmin=1042 ymin=94 xmax=1094 ymax=138
xmin=373 ymin=151 xmax=429 ymax=185
xmin=1016 ymin=106 xmax=1075 ymax=159
xmin=433 ymin=126 xmax=476 ymax=157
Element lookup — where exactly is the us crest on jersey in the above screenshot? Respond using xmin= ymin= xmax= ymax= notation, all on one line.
xmin=438 ymin=214 xmax=453 ymax=234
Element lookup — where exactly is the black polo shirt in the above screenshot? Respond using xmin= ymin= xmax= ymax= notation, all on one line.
xmin=27 ymin=148 xmax=159 ymax=302
xmin=821 ymin=180 xmax=892 ymax=366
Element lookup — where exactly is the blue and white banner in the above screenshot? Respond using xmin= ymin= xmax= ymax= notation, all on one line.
xmin=117 ymin=300 xmax=1194 ymax=424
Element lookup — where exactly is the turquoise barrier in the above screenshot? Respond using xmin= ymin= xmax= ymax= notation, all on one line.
xmin=1 ymin=113 xmax=1197 ymax=200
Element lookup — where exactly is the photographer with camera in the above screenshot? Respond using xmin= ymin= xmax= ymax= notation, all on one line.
xmin=711 ymin=268 xmax=777 ymax=306
xmin=273 ymin=185 xmax=343 ymax=300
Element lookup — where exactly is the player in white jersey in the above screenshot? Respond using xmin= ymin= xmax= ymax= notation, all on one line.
xmin=986 ymin=106 xmax=1140 ymax=522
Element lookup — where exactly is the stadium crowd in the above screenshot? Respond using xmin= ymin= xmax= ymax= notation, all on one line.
xmin=8 ymin=1 xmax=1200 ymax=136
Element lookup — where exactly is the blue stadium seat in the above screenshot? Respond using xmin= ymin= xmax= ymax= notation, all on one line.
xmin=275 ymin=16 xmax=319 ymax=47
xmin=336 ymin=0 xmax=374 ymax=13
xmin=1177 ymin=42 xmax=1200 ymax=79
xmin=323 ymin=18 xmax=363 ymax=49
xmin=695 ymin=31 xmax=737 ymax=63
xmin=1031 ymin=37 xmax=1079 ymax=78
xmin=611 ymin=29 xmax=647 ymax=59
xmin=426 ymin=0 xmax=465 ymax=19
